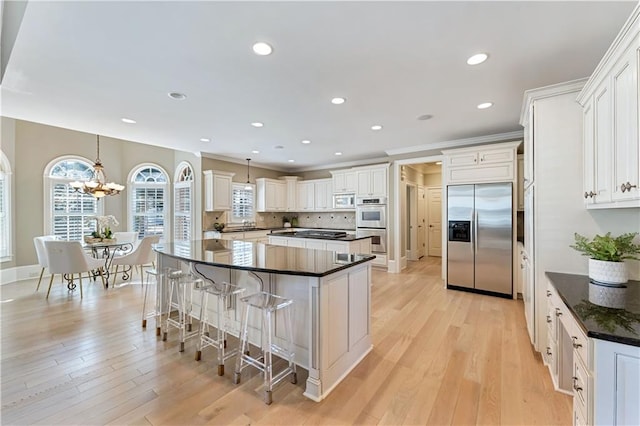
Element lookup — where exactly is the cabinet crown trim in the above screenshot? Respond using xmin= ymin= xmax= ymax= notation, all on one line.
xmin=576 ymin=3 xmax=640 ymax=104
xmin=519 ymin=79 xmax=587 ymax=125
xmin=203 ymin=170 xmax=235 ymax=177
xmin=441 ymin=140 xmax=521 ymax=155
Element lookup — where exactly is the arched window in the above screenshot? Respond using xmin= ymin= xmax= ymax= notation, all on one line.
xmin=0 ymin=150 xmax=12 ymax=260
xmin=44 ymin=156 xmax=103 ymax=241
xmin=128 ymin=164 xmax=169 ymax=240
xmin=173 ymin=162 xmax=194 ymax=242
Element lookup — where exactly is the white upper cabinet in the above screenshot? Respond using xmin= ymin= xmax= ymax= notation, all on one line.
xmin=442 ymin=142 xmax=520 ymax=185
xmin=283 ymin=176 xmax=299 ymax=212
xmin=256 ymin=178 xmax=286 ymax=212
xmin=577 ymin=5 xmax=640 ymax=209
xmin=356 ymin=165 xmax=388 ymax=197
xmin=331 ymin=170 xmax=357 ymax=193
xmin=296 ymin=181 xmax=315 ymax=211
xmin=203 ymin=170 xmax=234 ymax=211
xmin=314 ymin=179 xmax=333 ymax=210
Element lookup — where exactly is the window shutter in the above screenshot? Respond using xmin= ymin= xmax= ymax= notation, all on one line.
xmin=132 ymin=186 xmax=165 ymax=239
xmin=51 ymin=181 xmax=98 ymax=241
xmin=173 ymin=183 xmax=191 ymax=242
xmin=231 ymin=186 xmax=254 ymax=223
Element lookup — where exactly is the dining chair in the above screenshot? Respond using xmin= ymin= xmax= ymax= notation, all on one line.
xmin=44 ymin=240 xmax=106 ymax=299
xmin=111 ymin=235 xmax=160 ymax=284
xmin=33 ymin=235 xmax=58 ymax=292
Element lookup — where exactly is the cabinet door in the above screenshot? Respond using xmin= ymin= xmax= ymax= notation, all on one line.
xmin=478 ymin=148 xmax=514 ymax=165
xmin=611 ymin=47 xmax=639 ymax=202
xmin=296 ymin=182 xmax=314 ymax=210
xmin=446 ymin=152 xmax=478 ymax=167
xmin=275 ymin=181 xmax=286 ymax=210
xmin=356 ymin=171 xmax=371 ymax=196
xmin=286 ymin=179 xmax=297 ymax=211
xmin=593 ymin=81 xmax=613 ymax=204
xmin=314 ymin=181 xmax=328 ymax=210
xmin=370 ymin=168 xmax=387 ymax=196
xmin=583 ymin=97 xmax=596 ymax=206
xmin=213 ymin=174 xmax=233 ymax=211
xmin=333 ymin=171 xmax=356 ymax=193
xmin=265 ymin=181 xmax=278 ymax=211
xmin=204 ymin=172 xmax=214 ymax=211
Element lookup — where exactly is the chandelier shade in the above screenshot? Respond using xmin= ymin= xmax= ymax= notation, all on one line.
xmin=69 ymin=135 xmax=125 ymax=198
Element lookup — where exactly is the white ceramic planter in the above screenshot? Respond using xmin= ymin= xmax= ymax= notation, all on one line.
xmin=588 ymin=258 xmax=628 ymax=286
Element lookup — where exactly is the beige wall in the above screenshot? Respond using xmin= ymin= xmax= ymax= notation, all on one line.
xmin=201 ymin=157 xmax=285 ymax=183
xmin=3 ymin=119 xmax=193 ymax=267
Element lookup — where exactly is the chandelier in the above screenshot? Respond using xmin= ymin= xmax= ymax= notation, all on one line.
xmin=69 ymin=135 xmax=125 ymax=198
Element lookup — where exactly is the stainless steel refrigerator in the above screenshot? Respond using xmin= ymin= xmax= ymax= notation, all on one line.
xmin=447 ymin=183 xmax=513 ymax=297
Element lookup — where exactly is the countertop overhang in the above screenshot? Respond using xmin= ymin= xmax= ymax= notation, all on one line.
xmin=546 ymin=272 xmax=640 ymax=347
xmin=153 ymin=239 xmax=376 ymax=278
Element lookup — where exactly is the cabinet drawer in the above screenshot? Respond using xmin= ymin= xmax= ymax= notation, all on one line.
xmin=546 ymin=300 xmax=558 ymax=341
xmin=574 ymin=404 xmax=588 ymax=426
xmin=446 ymin=152 xmax=478 ymax=167
xmin=478 ymin=148 xmax=515 ymax=164
xmin=573 ymin=356 xmax=591 ymax=424
xmin=544 ymin=331 xmax=557 ymax=375
xmin=569 ymin=322 xmax=590 ymax=368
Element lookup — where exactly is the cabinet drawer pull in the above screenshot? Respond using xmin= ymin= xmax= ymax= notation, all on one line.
xmin=546 ymin=290 xmax=552 ymax=297
xmin=572 ymin=336 xmax=582 ymax=349
xmin=546 ymin=315 xmax=552 ymax=324
xmin=621 ymin=182 xmax=637 ymax=193
xmin=546 ymin=347 xmax=552 ymax=356
xmin=584 ymin=191 xmax=595 ymax=198
xmin=572 ymin=376 xmax=583 ymax=393
xmin=555 ymin=308 xmax=562 ymax=317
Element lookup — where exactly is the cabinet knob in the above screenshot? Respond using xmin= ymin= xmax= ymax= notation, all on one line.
xmin=572 ymin=336 xmax=582 ymax=349
xmin=621 ymin=182 xmax=637 ymax=193
xmin=584 ymin=192 xmax=589 ymax=199
xmin=589 ymin=191 xmax=595 ymax=198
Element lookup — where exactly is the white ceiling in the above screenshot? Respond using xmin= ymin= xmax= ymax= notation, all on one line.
xmin=1 ymin=1 xmax=636 ymax=171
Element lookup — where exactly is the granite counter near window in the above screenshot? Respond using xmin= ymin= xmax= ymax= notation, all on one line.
xmin=545 ymin=272 xmax=640 ymax=347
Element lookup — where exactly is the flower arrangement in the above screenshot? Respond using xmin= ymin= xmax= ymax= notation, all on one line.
xmin=86 ymin=215 xmax=119 ymax=242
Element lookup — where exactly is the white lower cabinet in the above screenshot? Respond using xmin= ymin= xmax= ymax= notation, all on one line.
xmin=548 ymin=280 xmax=640 ymax=425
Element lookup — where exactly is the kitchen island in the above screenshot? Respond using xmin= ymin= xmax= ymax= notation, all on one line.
xmin=153 ymin=239 xmax=375 ymax=402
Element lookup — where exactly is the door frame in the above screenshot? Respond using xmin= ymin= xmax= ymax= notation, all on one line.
xmin=426 ymin=185 xmax=442 ymax=257
xmin=391 ymin=155 xmax=444 ymax=274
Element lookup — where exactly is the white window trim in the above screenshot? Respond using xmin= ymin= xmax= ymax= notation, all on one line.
xmin=230 ymin=183 xmax=255 ymax=225
xmin=0 ymin=150 xmax=12 ymax=262
xmin=173 ymin=161 xmax=194 ymax=242
xmin=43 ymin=155 xmax=104 ymax=240
xmin=127 ymin=163 xmax=170 ymax=242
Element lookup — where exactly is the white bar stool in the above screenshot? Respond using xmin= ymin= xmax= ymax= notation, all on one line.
xmin=162 ymin=270 xmax=203 ymax=352
xmin=141 ymin=268 xmax=162 ymax=335
xmin=233 ymin=291 xmax=297 ymax=405
xmin=195 ymin=281 xmax=245 ymax=376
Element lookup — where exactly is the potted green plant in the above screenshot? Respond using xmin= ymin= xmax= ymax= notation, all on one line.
xmin=570 ymin=232 xmax=640 ymax=286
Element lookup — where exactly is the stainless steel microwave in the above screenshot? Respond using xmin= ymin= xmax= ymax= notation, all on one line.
xmin=333 ymin=193 xmax=356 ymax=210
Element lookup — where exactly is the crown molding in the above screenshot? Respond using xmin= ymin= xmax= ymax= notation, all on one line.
xmin=519 ymin=78 xmax=588 ymax=126
xmin=384 ymin=130 xmax=523 ymax=157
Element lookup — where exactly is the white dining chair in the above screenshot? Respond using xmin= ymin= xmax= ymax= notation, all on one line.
xmin=33 ymin=235 xmax=57 ymax=292
xmin=44 ymin=240 xmax=106 ymax=299
xmin=111 ymin=235 xmax=160 ymax=284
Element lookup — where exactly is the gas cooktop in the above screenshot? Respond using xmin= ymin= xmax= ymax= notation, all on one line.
xmin=294 ymin=230 xmax=348 ymax=239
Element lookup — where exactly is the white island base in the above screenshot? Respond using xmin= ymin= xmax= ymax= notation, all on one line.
xmin=156 ymin=243 xmax=373 ymax=402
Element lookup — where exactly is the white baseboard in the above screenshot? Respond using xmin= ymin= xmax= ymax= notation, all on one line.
xmin=400 ymin=256 xmax=407 ymax=270
xmin=387 ymin=259 xmax=398 ymax=273
xmin=0 ymin=264 xmax=41 ymax=285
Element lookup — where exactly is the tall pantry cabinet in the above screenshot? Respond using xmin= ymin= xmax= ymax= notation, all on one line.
xmin=519 ymin=79 xmax=587 ymax=354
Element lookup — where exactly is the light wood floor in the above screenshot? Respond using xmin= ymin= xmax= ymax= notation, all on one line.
xmin=1 ymin=258 xmax=572 ymax=425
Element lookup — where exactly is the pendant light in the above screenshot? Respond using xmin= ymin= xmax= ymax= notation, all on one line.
xmin=69 ymin=135 xmax=125 ymax=198
xmin=244 ymin=158 xmax=252 ymax=190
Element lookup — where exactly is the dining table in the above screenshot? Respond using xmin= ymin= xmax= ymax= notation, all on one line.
xmin=84 ymin=240 xmax=135 ymax=287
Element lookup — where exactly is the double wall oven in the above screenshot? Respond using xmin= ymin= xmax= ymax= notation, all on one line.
xmin=356 ymin=196 xmax=387 ymax=254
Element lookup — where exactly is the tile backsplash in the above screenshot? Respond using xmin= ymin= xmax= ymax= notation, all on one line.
xmin=256 ymin=212 xmax=356 ymax=230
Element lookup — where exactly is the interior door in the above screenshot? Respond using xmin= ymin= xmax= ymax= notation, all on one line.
xmin=417 ymin=186 xmax=426 ymax=258
xmin=427 ymin=187 xmax=442 ymax=257
xmin=406 ymin=184 xmax=418 ymax=260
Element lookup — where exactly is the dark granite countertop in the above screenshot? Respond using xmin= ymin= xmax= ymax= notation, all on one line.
xmin=546 ymin=272 xmax=640 ymax=347
xmin=269 ymin=231 xmax=369 ymax=242
xmin=154 ymin=239 xmax=375 ymax=278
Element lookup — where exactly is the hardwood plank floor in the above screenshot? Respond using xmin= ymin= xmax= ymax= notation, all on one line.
xmin=1 ymin=257 xmax=572 ymax=425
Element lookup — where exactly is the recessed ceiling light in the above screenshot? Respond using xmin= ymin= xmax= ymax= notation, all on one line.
xmin=477 ymin=102 xmax=493 ymax=109
xmin=252 ymin=150 xmax=260 ymax=154
xmin=417 ymin=114 xmax=433 ymax=121
xmin=251 ymin=122 xmax=264 ymax=128
xmin=331 ymin=97 xmax=346 ymax=105
xmin=301 ymin=140 xmax=311 ymax=144
xmin=371 ymin=125 xmax=383 ymax=131
xmin=435 ymin=161 xmax=442 ymax=165
xmin=121 ymin=118 xmax=136 ymax=124
xmin=252 ymin=42 xmax=273 ymax=56
xmin=335 ymin=152 xmax=343 ymax=156
xmin=168 ymin=92 xmax=187 ymax=100
xmin=200 ymin=138 xmax=210 ymax=142
xmin=467 ymin=53 xmax=488 ymax=65
xmin=288 ymin=159 xmax=295 ymax=163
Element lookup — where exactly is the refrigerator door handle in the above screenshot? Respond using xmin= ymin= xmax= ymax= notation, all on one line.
xmin=473 ymin=209 xmax=478 ymax=253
